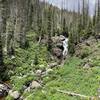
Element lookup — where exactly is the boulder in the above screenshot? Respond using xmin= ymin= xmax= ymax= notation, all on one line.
xmin=52 ymin=35 xmax=65 ymax=43
xmin=35 ymin=70 xmax=42 ymax=76
xmin=0 ymin=83 xmax=9 ymax=97
xmin=11 ymin=55 xmax=15 ymax=60
xmin=52 ymin=47 xmax=63 ymax=58
xmin=52 ymin=36 xmax=60 ymax=43
xmin=83 ymin=63 xmax=90 ymax=69
xmin=24 ymin=87 xmax=31 ymax=93
xmin=30 ymin=81 xmax=41 ymax=89
xmin=83 ymin=62 xmax=93 ymax=69
xmin=59 ymin=35 xmax=65 ymax=41
xmin=9 ymin=90 xmax=20 ymax=99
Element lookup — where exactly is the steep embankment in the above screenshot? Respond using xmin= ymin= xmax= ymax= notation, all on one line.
xmin=5 ymin=36 xmax=100 ymax=100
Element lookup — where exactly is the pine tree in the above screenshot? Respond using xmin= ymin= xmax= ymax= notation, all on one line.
xmin=37 ymin=2 xmax=43 ymax=43
xmin=52 ymin=7 xmax=56 ymax=36
xmin=96 ymin=0 xmax=100 ymax=33
xmin=82 ymin=0 xmax=89 ymax=30
xmin=47 ymin=5 xmax=52 ymax=52
xmin=76 ymin=0 xmax=81 ymax=43
xmin=68 ymin=29 xmax=75 ymax=55
xmin=62 ymin=17 xmax=69 ymax=37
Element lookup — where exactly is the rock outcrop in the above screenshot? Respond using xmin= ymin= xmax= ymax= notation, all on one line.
xmin=9 ymin=90 xmax=20 ymax=99
xmin=51 ymin=35 xmax=69 ymax=61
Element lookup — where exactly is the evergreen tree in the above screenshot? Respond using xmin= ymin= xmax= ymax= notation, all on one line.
xmin=68 ymin=30 xmax=75 ymax=55
xmin=96 ymin=0 xmax=100 ymax=33
xmin=76 ymin=0 xmax=82 ymax=43
xmin=52 ymin=7 xmax=56 ymax=36
xmin=36 ymin=0 xmax=45 ymax=43
xmin=34 ymin=53 xmax=39 ymax=65
xmin=62 ymin=18 xmax=67 ymax=37
xmin=47 ymin=5 xmax=52 ymax=52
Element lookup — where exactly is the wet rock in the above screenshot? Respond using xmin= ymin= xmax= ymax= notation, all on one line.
xmin=9 ymin=90 xmax=20 ymax=99
xmin=59 ymin=35 xmax=66 ymax=41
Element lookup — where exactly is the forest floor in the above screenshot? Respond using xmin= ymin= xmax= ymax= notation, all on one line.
xmin=5 ymin=36 xmax=100 ymax=100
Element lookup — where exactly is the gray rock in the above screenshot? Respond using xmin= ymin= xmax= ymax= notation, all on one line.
xmin=0 ymin=84 xmax=5 ymax=90
xmin=35 ymin=70 xmax=42 ymax=76
xmin=30 ymin=81 xmax=41 ymax=89
xmin=48 ymin=62 xmax=58 ymax=68
xmin=59 ymin=35 xmax=66 ymax=41
xmin=19 ymin=96 xmax=24 ymax=100
xmin=9 ymin=90 xmax=20 ymax=99
xmin=0 ymin=84 xmax=9 ymax=97
xmin=83 ymin=63 xmax=91 ymax=69
xmin=24 ymin=87 xmax=31 ymax=92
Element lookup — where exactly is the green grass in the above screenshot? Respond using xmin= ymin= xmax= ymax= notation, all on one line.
xmin=42 ymin=57 xmax=99 ymax=98
xmin=21 ymin=57 xmax=99 ymax=100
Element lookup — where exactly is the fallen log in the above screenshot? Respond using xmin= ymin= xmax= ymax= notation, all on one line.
xmin=56 ymin=89 xmax=95 ymax=100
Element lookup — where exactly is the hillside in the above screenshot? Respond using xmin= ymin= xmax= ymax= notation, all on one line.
xmin=4 ymin=36 xmax=100 ymax=100
xmin=0 ymin=0 xmax=100 ymax=100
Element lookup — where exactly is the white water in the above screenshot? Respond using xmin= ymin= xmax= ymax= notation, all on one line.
xmin=62 ymin=38 xmax=68 ymax=57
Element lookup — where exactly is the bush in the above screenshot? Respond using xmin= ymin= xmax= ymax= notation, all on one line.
xmin=80 ymin=48 xmax=91 ymax=59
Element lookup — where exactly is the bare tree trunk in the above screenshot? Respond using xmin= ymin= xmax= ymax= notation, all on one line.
xmin=56 ymin=89 xmax=95 ymax=100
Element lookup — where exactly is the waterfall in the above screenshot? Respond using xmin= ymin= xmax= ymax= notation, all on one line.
xmin=62 ymin=38 xmax=69 ymax=57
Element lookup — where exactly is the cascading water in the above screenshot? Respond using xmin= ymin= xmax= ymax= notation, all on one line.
xmin=62 ymin=38 xmax=69 ymax=57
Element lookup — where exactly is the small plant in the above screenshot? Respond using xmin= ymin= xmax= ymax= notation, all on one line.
xmin=34 ymin=53 xmax=39 ymax=65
